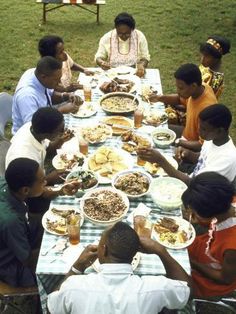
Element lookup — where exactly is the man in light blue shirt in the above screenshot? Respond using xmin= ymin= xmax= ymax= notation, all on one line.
xmin=12 ymin=56 xmax=82 ymax=134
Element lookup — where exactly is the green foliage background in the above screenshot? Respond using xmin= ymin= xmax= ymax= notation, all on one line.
xmin=0 ymin=0 xmax=235 ymax=138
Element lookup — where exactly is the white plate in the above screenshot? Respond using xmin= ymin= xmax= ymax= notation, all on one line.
xmin=42 ymin=205 xmax=84 ymax=236
xmin=144 ymin=156 xmax=178 ymax=176
xmin=143 ymin=109 xmax=168 ymax=127
xmin=80 ymin=124 xmax=113 ymax=144
xmin=52 ymin=151 xmax=85 ymax=171
xmin=99 ymin=74 xmax=140 ymax=94
xmin=71 ymin=102 xmax=97 ymax=118
xmin=92 ymin=252 xmax=141 ymax=272
xmin=107 ymin=66 xmax=136 ymax=77
xmin=85 ymin=147 xmax=134 ymax=184
xmin=152 ymin=216 xmax=196 ymax=249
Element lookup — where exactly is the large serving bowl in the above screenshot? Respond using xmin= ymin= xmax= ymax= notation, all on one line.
xmin=112 ymin=170 xmax=152 ymax=199
xmin=100 ymin=92 xmax=139 ymax=114
xmin=150 ymin=177 xmax=187 ymax=211
xmin=66 ymin=168 xmax=99 ymax=197
xmin=151 ymin=128 xmax=176 ymax=148
xmin=80 ymin=187 xmax=129 ymax=225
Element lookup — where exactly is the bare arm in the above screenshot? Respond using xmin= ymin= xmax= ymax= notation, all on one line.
xmin=139 ymin=237 xmax=192 ymax=287
xmin=137 ymin=148 xmax=191 ymax=186
xmin=177 ymin=139 xmax=202 ymax=152
xmin=96 ymin=57 xmax=111 ymax=70
xmin=191 ymin=249 xmax=236 ymax=285
xmin=149 ymin=93 xmax=181 ymax=105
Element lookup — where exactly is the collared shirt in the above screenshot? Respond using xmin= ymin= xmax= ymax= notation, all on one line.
xmin=0 ymin=178 xmax=31 ymax=268
xmin=12 ymin=68 xmax=53 ymax=134
xmin=95 ymin=29 xmax=150 ymax=64
xmin=48 ymin=263 xmax=190 ymax=314
xmin=5 ymin=122 xmax=49 ymax=169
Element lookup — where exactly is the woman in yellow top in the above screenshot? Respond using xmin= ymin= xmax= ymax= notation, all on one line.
xmin=95 ymin=12 xmax=150 ymax=77
xmin=199 ymin=35 xmax=231 ymax=98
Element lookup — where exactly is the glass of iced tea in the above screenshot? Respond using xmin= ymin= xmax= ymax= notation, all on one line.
xmin=67 ymin=214 xmax=81 ymax=245
xmin=134 ymin=109 xmax=143 ymax=128
xmin=79 ymin=138 xmax=88 ymax=156
xmin=134 ymin=215 xmax=153 ymax=238
xmin=83 ymin=84 xmax=92 ymax=102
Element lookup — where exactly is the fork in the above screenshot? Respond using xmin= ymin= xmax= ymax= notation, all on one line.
xmin=187 ymin=213 xmax=193 ymax=239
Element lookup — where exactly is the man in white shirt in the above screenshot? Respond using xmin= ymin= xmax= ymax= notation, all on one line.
xmin=6 ymin=107 xmax=73 ymax=186
xmin=138 ymin=104 xmax=236 ymax=188
xmin=48 ymin=222 xmax=191 ymax=314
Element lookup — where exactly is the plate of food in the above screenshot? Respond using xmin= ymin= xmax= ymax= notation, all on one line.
xmin=52 ymin=151 xmax=85 ymax=171
xmin=152 ymin=217 xmax=195 ymax=249
xmin=80 ymin=124 xmax=113 ymax=144
xmin=100 ymin=92 xmax=139 ymax=114
xmin=144 ymin=156 xmax=178 ymax=176
xmin=107 ymin=66 xmax=136 ymax=77
xmin=99 ymin=75 xmax=140 ymax=94
xmin=121 ymin=130 xmax=152 ymax=154
xmin=93 ymin=252 xmax=141 ymax=272
xmin=85 ymin=146 xmax=134 ymax=184
xmin=102 ymin=116 xmax=134 ymax=135
xmin=71 ymin=102 xmax=97 ymax=118
xmin=112 ymin=170 xmax=152 ymax=198
xmin=143 ymin=109 xmax=168 ymax=127
xmin=42 ymin=205 xmax=84 ymax=235
xmin=80 ymin=187 xmax=129 ymax=225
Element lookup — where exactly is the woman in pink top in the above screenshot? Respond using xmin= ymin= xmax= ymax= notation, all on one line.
xmin=38 ymin=35 xmax=94 ymax=92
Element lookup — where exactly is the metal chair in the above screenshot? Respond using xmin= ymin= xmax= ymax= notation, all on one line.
xmin=0 ymin=92 xmax=13 ymax=137
xmin=0 ymin=280 xmax=39 ymax=313
xmin=0 ymin=137 xmax=10 ymax=176
xmin=194 ymin=298 xmax=236 ymax=313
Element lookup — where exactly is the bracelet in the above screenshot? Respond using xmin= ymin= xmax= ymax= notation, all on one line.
xmin=71 ymin=266 xmax=83 ymax=274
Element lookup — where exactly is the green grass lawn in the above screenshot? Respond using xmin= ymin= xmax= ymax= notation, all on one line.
xmin=0 ymin=0 xmax=236 ymax=138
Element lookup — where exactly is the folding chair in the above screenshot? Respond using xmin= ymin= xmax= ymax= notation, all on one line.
xmin=194 ymin=298 xmax=236 ymax=314
xmin=0 ymin=92 xmax=13 ymax=137
xmin=0 ymin=137 xmax=11 ymax=176
xmin=0 ymin=280 xmax=39 ymax=313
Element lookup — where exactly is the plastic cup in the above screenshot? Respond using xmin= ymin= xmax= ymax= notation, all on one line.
xmin=83 ymin=85 xmax=92 ymax=102
xmin=67 ymin=214 xmax=81 ymax=245
xmin=134 ymin=215 xmax=153 ymax=238
xmin=79 ymin=138 xmax=88 ymax=156
xmin=134 ymin=109 xmax=143 ymax=128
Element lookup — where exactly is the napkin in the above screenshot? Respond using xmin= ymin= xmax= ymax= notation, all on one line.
xmin=61 ymin=243 xmax=84 ymax=271
xmin=126 ymin=203 xmax=152 ymax=224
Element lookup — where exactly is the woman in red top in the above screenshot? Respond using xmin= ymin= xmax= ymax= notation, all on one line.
xmin=182 ymin=172 xmax=236 ymax=298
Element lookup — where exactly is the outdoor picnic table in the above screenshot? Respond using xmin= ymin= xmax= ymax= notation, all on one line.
xmin=36 ymin=68 xmax=191 ymax=313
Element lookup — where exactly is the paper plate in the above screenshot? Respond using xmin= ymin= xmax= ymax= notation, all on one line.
xmin=71 ymin=102 xmax=97 ymax=118
xmin=152 ymin=216 xmax=196 ymax=249
xmin=42 ymin=205 xmax=84 ymax=236
xmin=52 ymin=151 xmax=85 ymax=171
xmin=107 ymin=66 xmax=136 ymax=77
xmin=144 ymin=155 xmax=178 ymax=176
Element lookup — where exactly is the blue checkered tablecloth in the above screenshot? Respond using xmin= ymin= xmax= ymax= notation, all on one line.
xmin=36 ymin=69 xmax=191 ymax=313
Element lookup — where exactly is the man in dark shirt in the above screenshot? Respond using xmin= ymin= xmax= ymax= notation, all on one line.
xmin=0 ymin=157 xmax=79 ymax=287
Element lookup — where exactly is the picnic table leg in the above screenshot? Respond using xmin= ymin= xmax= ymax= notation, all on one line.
xmin=96 ymin=4 xmax=99 ymax=24
xmin=43 ymin=3 xmax=47 ymax=23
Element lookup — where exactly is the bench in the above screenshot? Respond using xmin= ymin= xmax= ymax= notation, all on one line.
xmin=0 ymin=280 xmax=38 ymax=313
xmin=36 ymin=0 xmax=106 ymax=24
